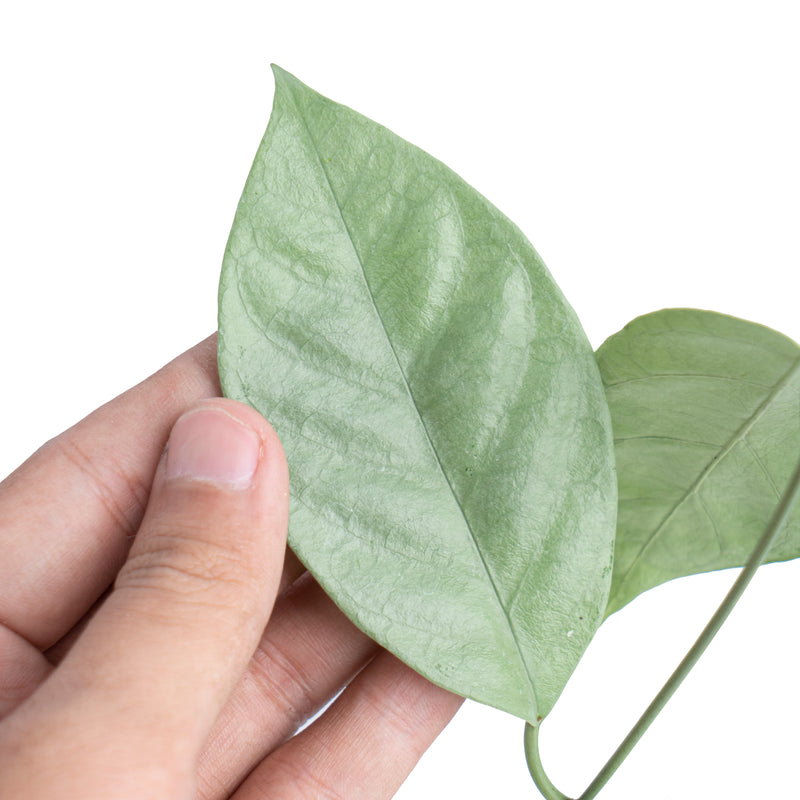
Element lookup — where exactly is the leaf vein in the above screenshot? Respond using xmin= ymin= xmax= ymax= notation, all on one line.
xmin=605 ymin=374 xmax=772 ymax=390
xmin=744 ymin=439 xmax=782 ymax=502
xmin=289 ymin=92 xmax=538 ymax=709
xmin=614 ymin=434 xmax=720 ymax=448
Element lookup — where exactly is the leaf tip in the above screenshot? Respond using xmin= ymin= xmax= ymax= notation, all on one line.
xmin=270 ymin=63 xmax=301 ymax=91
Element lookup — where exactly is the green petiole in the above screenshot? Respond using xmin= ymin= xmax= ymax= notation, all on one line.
xmin=525 ymin=448 xmax=800 ymax=799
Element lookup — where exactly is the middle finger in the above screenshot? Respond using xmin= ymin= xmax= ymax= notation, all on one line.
xmin=196 ymin=573 xmax=378 ymax=800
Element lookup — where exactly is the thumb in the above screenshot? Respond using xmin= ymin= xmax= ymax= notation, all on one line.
xmin=0 ymin=399 xmax=288 ymax=798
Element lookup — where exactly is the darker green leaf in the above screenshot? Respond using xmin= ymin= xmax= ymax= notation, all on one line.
xmin=598 ymin=308 xmax=800 ymax=615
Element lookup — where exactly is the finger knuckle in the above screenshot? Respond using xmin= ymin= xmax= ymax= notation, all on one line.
xmin=116 ymin=523 xmax=259 ymax=612
xmin=249 ymin=636 xmax=319 ymax=733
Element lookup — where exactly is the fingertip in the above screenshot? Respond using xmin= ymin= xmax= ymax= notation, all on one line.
xmin=143 ymin=397 xmax=290 ymax=604
xmin=165 ymin=405 xmax=261 ymax=489
xmin=166 ymin=398 xmax=288 ymax=494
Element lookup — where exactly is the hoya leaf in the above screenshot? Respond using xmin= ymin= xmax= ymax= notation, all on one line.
xmin=598 ymin=308 xmax=800 ymax=616
xmin=218 ymin=66 xmax=616 ymax=722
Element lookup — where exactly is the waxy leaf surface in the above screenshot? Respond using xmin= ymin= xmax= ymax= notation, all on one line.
xmin=598 ymin=309 xmax=800 ymax=615
xmin=218 ymin=67 xmax=616 ymax=722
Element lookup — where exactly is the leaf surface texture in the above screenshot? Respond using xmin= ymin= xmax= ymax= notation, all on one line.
xmin=218 ymin=67 xmax=616 ymax=721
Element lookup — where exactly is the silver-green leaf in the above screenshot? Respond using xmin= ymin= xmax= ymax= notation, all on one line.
xmin=218 ymin=66 xmax=616 ymax=722
xmin=598 ymin=308 xmax=800 ymax=616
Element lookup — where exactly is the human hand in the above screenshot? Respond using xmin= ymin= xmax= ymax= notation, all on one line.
xmin=0 ymin=336 xmax=462 ymax=799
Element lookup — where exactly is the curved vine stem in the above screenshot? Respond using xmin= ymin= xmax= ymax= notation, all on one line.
xmin=526 ymin=450 xmax=800 ymax=800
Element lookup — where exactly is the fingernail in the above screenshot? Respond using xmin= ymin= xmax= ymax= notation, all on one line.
xmin=165 ymin=407 xmax=261 ymax=489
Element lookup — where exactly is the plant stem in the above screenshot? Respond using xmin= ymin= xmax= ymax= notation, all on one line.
xmin=525 ymin=450 xmax=800 ymax=800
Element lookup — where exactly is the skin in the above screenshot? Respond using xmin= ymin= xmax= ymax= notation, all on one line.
xmin=0 ymin=335 xmax=462 ymax=799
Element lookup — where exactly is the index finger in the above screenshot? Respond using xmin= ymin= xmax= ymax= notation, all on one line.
xmin=0 ymin=335 xmax=220 ymax=649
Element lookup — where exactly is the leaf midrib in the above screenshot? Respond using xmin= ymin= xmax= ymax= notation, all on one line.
xmin=288 ymin=90 xmax=538 ymax=712
xmin=611 ymin=355 xmax=800 ymax=602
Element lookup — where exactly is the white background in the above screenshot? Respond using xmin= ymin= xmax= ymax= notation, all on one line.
xmin=1 ymin=2 xmax=799 ymax=798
